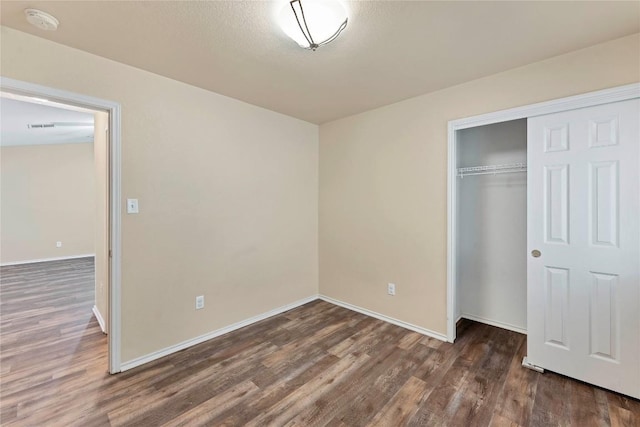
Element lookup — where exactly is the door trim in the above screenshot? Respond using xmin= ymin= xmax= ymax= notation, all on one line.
xmin=446 ymin=83 xmax=640 ymax=342
xmin=1 ymin=76 xmax=123 ymax=373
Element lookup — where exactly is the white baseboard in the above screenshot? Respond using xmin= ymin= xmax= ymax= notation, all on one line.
xmin=460 ymin=313 xmax=527 ymax=335
xmin=93 ymin=305 xmax=107 ymax=334
xmin=319 ymin=295 xmax=448 ymax=342
xmin=120 ymin=294 xmax=453 ymax=372
xmin=119 ymin=295 xmax=319 ymax=372
xmin=1 ymin=254 xmax=95 ymax=267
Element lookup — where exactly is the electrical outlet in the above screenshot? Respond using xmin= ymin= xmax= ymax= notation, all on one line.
xmin=195 ymin=295 xmax=205 ymax=310
xmin=387 ymin=283 xmax=396 ymax=296
xmin=56 ymin=241 xmax=62 ymax=248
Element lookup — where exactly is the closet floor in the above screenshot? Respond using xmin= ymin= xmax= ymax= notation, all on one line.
xmin=1 ymin=261 xmax=638 ymax=426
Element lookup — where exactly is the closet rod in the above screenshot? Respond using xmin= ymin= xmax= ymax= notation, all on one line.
xmin=457 ymin=162 xmax=526 ymax=178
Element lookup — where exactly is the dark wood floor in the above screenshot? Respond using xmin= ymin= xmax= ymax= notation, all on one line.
xmin=1 ymin=259 xmax=639 ymax=426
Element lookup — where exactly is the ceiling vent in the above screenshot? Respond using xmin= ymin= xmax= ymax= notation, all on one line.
xmin=27 ymin=123 xmax=55 ymax=129
xmin=27 ymin=122 xmax=93 ymax=129
xmin=24 ymin=9 xmax=59 ymax=31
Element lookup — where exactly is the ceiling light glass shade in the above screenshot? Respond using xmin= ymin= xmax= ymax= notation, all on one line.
xmin=278 ymin=0 xmax=348 ymax=50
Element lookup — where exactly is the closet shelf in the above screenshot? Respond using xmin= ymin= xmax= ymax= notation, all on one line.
xmin=457 ymin=162 xmax=527 ymax=178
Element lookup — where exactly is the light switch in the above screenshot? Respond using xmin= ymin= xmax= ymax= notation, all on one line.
xmin=127 ymin=198 xmax=139 ymax=214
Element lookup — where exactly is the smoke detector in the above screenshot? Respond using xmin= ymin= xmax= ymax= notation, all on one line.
xmin=24 ymin=9 xmax=59 ymax=31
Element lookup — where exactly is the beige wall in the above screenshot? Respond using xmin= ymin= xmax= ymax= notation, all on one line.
xmin=3 ymin=23 xmax=638 ymax=364
xmin=1 ymin=142 xmax=96 ymax=264
xmin=319 ymin=33 xmax=640 ymax=335
xmin=1 ymin=26 xmax=319 ymax=362
xmin=94 ymin=111 xmax=109 ymax=331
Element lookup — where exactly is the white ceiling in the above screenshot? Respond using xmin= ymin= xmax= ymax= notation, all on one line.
xmin=0 ymin=96 xmax=94 ymax=147
xmin=1 ymin=1 xmax=638 ymax=124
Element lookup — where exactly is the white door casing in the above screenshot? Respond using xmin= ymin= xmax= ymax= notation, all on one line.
xmin=527 ymin=99 xmax=640 ymax=398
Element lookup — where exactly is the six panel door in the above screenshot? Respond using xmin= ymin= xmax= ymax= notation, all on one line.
xmin=527 ymin=98 xmax=640 ymax=399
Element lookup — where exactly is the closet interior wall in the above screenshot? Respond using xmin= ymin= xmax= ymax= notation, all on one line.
xmin=456 ymin=119 xmax=527 ymax=333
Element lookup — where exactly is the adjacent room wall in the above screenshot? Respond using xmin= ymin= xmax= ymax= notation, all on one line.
xmin=1 ymin=26 xmax=319 ymax=363
xmin=0 ymin=142 xmax=96 ymax=264
xmin=319 ymin=33 xmax=640 ymax=336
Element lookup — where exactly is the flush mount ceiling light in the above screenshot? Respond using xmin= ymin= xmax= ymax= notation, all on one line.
xmin=24 ymin=9 xmax=59 ymax=31
xmin=278 ymin=0 xmax=348 ymax=51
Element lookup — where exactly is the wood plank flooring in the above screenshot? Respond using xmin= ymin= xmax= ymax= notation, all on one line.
xmin=1 ymin=258 xmax=639 ymax=426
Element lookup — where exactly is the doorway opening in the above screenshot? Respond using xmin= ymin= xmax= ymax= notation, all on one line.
xmin=0 ymin=77 xmax=122 ymax=373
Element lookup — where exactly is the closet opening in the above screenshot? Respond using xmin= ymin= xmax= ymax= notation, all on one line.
xmin=446 ymin=84 xmax=639 ymax=397
xmin=453 ymin=119 xmax=527 ymax=339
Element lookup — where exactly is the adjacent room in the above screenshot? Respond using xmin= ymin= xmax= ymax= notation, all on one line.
xmin=0 ymin=1 xmax=639 ymax=426
xmin=0 ymin=95 xmax=110 ymax=406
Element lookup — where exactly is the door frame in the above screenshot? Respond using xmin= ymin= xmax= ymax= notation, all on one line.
xmin=446 ymin=82 xmax=640 ymax=343
xmin=1 ymin=76 xmax=123 ymax=373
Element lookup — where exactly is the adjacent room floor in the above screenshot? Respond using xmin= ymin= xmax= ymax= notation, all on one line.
xmin=0 ymin=258 xmax=638 ymax=426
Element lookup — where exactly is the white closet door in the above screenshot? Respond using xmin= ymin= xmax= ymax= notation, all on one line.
xmin=527 ymin=98 xmax=640 ymax=398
